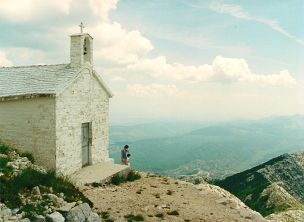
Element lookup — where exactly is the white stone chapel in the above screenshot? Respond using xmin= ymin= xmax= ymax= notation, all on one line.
xmin=0 ymin=27 xmax=114 ymax=175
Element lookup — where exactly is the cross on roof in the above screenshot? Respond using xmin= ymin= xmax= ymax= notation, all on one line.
xmin=79 ymin=22 xmax=85 ymax=33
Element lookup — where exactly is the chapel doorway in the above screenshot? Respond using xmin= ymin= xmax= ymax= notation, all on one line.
xmin=81 ymin=122 xmax=91 ymax=167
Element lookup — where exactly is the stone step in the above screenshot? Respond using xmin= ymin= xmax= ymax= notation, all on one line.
xmin=70 ymin=162 xmax=130 ymax=189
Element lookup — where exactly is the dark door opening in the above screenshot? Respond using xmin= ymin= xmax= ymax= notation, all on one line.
xmin=81 ymin=122 xmax=91 ymax=167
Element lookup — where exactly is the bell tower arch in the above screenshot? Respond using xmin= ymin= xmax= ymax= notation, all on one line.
xmin=70 ymin=23 xmax=93 ymax=67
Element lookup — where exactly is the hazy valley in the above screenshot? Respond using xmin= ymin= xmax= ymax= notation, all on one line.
xmin=110 ymin=115 xmax=304 ymax=179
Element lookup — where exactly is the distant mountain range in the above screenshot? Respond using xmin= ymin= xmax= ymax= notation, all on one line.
xmin=215 ymin=151 xmax=304 ymax=219
xmin=109 ymin=115 xmax=304 ymax=179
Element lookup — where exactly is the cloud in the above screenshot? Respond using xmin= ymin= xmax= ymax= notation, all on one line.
xmin=126 ymin=56 xmax=213 ymax=82
xmin=209 ymin=2 xmax=304 ymax=45
xmin=3 ymin=47 xmax=47 ymax=66
xmin=87 ymin=22 xmax=154 ymax=65
xmin=0 ymin=0 xmax=297 ymax=88
xmin=89 ymin=0 xmax=118 ymax=22
xmin=211 ymin=56 xmax=296 ymax=85
xmin=0 ymin=0 xmax=72 ymax=22
xmin=0 ymin=51 xmax=12 ymax=67
xmin=127 ymin=83 xmax=181 ymax=97
xmin=111 ymin=76 xmax=126 ymax=82
xmin=125 ymin=55 xmax=296 ymax=86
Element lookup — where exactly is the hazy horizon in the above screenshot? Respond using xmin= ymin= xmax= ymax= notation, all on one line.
xmin=109 ymin=113 xmax=304 ymax=126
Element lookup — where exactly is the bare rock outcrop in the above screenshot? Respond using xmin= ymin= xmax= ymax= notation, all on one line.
xmin=267 ymin=209 xmax=304 ymax=222
xmin=84 ymin=173 xmax=267 ymax=222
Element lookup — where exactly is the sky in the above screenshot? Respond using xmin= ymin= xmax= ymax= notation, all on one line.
xmin=0 ymin=0 xmax=303 ymax=123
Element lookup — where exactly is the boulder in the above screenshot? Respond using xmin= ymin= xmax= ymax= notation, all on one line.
xmin=66 ymin=203 xmax=93 ymax=222
xmin=47 ymin=194 xmax=64 ymax=207
xmin=66 ymin=205 xmax=86 ymax=222
xmin=57 ymin=202 xmax=76 ymax=213
xmin=34 ymin=215 xmax=46 ymax=222
xmin=46 ymin=211 xmax=65 ymax=222
xmin=1 ymin=207 xmax=12 ymax=217
xmin=20 ymin=218 xmax=31 ymax=222
xmin=48 ymin=194 xmax=59 ymax=203
xmin=32 ymin=186 xmax=41 ymax=196
xmin=12 ymin=208 xmax=20 ymax=216
xmin=79 ymin=203 xmax=92 ymax=218
xmin=86 ymin=212 xmax=101 ymax=222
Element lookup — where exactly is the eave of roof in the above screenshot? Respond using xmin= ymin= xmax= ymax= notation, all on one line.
xmin=0 ymin=93 xmax=55 ymax=102
xmin=93 ymin=70 xmax=114 ymax=98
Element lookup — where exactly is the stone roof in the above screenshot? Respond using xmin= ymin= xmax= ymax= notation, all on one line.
xmin=0 ymin=64 xmax=113 ymax=100
xmin=0 ymin=64 xmax=78 ymax=99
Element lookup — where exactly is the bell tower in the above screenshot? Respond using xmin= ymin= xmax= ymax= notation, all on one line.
xmin=70 ymin=23 xmax=93 ymax=67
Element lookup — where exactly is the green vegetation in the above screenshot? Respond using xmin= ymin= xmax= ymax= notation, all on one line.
xmin=0 ymin=143 xmax=10 ymax=155
xmin=0 ymin=143 xmax=34 ymax=162
xmin=111 ymin=170 xmax=141 ymax=185
xmin=22 ymin=198 xmax=53 ymax=220
xmin=126 ymin=170 xmax=141 ymax=181
xmin=0 ymin=142 xmax=92 ymax=220
xmin=124 ymin=214 xmax=145 ymax=221
xmin=91 ymin=182 xmax=102 ymax=187
xmin=166 ymin=190 xmax=173 ymax=195
xmin=155 ymin=213 xmax=164 ymax=220
xmin=110 ymin=174 xmax=123 ymax=185
xmin=0 ymin=156 xmax=9 ymax=168
xmin=100 ymin=211 xmax=110 ymax=219
xmin=215 ymin=155 xmax=288 ymax=216
xmin=19 ymin=152 xmax=35 ymax=163
xmin=153 ymin=193 xmax=160 ymax=199
xmin=99 ymin=211 xmax=115 ymax=222
xmin=167 ymin=210 xmax=179 ymax=216
xmin=0 ymin=167 xmax=91 ymax=208
xmin=193 ymin=178 xmax=201 ymax=185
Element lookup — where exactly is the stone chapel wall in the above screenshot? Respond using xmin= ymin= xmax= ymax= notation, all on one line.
xmin=55 ymin=66 xmax=110 ymax=175
xmin=0 ymin=97 xmax=56 ymax=169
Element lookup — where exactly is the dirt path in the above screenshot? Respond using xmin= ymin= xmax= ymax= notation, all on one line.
xmin=83 ymin=173 xmax=267 ymax=222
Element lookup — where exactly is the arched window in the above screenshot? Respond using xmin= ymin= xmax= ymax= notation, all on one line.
xmin=83 ymin=37 xmax=91 ymax=64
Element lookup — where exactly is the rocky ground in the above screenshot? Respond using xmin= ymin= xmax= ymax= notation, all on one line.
xmin=84 ymin=173 xmax=266 ymax=222
xmin=0 ymin=146 xmax=100 ymax=222
xmin=267 ymin=210 xmax=304 ymax=222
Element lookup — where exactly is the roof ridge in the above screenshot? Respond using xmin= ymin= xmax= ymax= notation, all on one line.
xmin=0 ymin=63 xmax=70 ymax=69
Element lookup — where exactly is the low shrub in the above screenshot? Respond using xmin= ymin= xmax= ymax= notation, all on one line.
xmin=1 ymin=167 xmax=91 ymax=209
xmin=154 ymin=193 xmax=160 ymax=199
xmin=0 ymin=156 xmax=9 ymax=168
xmin=155 ymin=213 xmax=164 ymax=220
xmin=22 ymin=199 xmax=52 ymax=221
xmin=126 ymin=170 xmax=141 ymax=181
xmin=166 ymin=190 xmax=173 ymax=195
xmin=111 ymin=174 xmax=125 ymax=185
xmin=100 ymin=211 xmax=110 ymax=219
xmin=124 ymin=214 xmax=144 ymax=221
xmin=167 ymin=210 xmax=179 ymax=216
xmin=0 ymin=143 xmax=10 ymax=155
xmin=193 ymin=178 xmax=201 ymax=185
xmin=91 ymin=182 xmax=101 ymax=187
xmin=19 ymin=152 xmax=35 ymax=163
xmin=111 ymin=170 xmax=141 ymax=185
